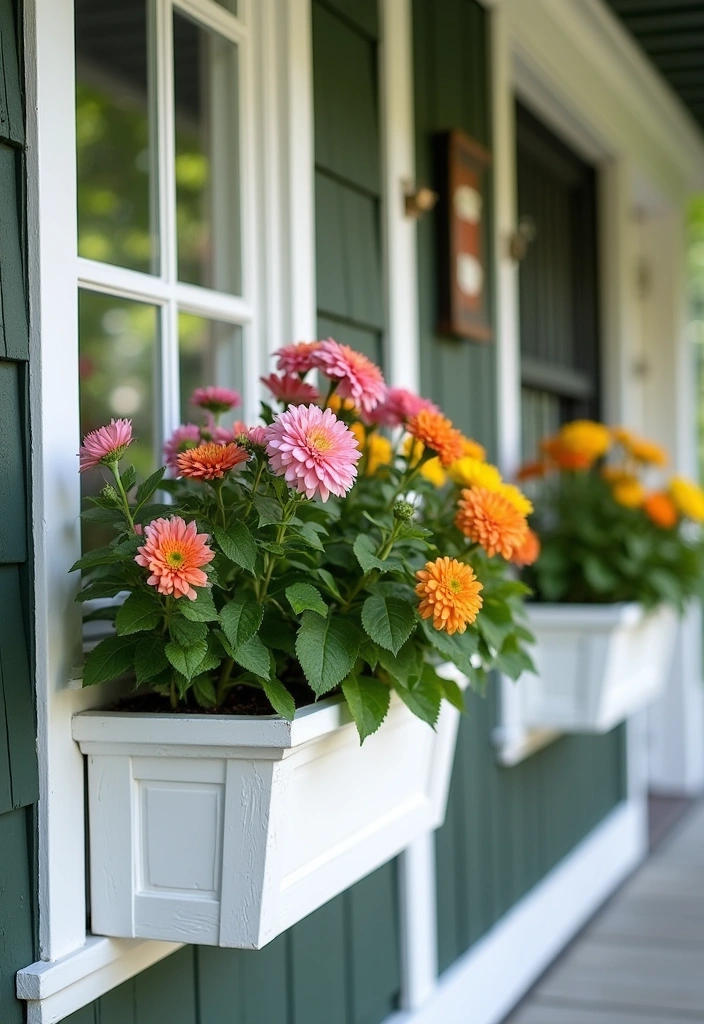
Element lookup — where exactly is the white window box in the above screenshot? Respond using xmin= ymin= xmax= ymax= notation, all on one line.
xmin=518 ymin=602 xmax=678 ymax=733
xmin=71 ymin=665 xmax=465 ymax=950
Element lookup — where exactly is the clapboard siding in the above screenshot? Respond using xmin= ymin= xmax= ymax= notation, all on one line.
xmin=412 ymin=0 xmax=626 ymax=976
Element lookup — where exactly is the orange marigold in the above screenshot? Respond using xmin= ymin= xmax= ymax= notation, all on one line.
xmin=407 ymin=409 xmax=465 ymax=467
xmin=541 ymin=437 xmax=592 ymax=471
xmin=176 ymin=442 xmax=249 ymax=480
xmin=644 ymin=491 xmax=678 ymax=530
xmin=415 ymin=556 xmax=483 ymax=635
xmin=517 ymin=459 xmax=548 ymax=481
xmin=511 ymin=528 xmax=541 ymax=568
xmin=455 ymin=486 xmax=528 ymax=559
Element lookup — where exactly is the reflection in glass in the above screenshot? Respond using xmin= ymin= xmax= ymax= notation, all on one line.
xmin=179 ymin=313 xmax=244 ymax=424
xmin=174 ymin=12 xmax=241 ymax=294
xmin=75 ymin=0 xmax=158 ymax=274
xmin=79 ymin=291 xmax=160 ymax=547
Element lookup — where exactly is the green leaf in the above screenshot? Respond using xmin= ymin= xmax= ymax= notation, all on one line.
xmin=76 ymin=581 xmax=128 ymax=602
xmin=316 ymin=568 xmax=343 ymax=601
xmin=165 ymin=639 xmax=208 ymax=680
xmin=83 ymin=635 xmax=136 ymax=687
xmin=135 ymin=467 xmax=166 ymax=509
xmin=220 ymin=598 xmax=263 ymax=650
xmin=180 ymin=587 xmax=219 ymax=622
xmin=582 ymin=554 xmax=618 ymax=594
xmin=438 ymin=674 xmax=466 ymax=713
xmin=475 ymin=598 xmax=514 ymax=651
xmin=135 ymin=635 xmax=168 ymax=684
xmin=261 ymin=678 xmax=296 ymax=720
xmin=259 ymin=615 xmax=297 ymax=656
xmin=252 ymin=494 xmax=283 ymax=528
xmin=294 ymin=522 xmax=325 ymax=551
xmin=70 ymin=545 xmax=132 ymax=573
xmin=231 ymin=635 xmax=271 ymax=679
xmin=286 ymin=583 xmax=328 ymax=617
xmin=120 ymin=465 xmax=137 ymax=493
xmin=393 ymin=665 xmax=442 ymax=727
xmin=377 ymin=641 xmax=422 ymax=686
xmin=342 ymin=675 xmax=390 ymax=742
xmin=115 ymin=590 xmax=162 ymax=636
xmin=169 ymin=616 xmax=208 ymax=646
xmin=132 ymin=503 xmax=175 ymax=526
xmin=420 ymin=618 xmax=477 ymax=675
xmin=214 ymin=522 xmax=257 ymax=574
xmin=494 ymin=634 xmax=535 ymax=680
xmin=361 ymin=595 xmax=415 ymax=655
xmin=80 ymin=506 xmax=126 ymax=525
xmin=353 ymin=534 xmax=403 ymax=574
xmin=296 ymin=611 xmax=361 ymax=697
xmin=192 ymin=674 xmax=218 ymax=709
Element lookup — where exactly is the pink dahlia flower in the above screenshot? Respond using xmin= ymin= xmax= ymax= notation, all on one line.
xmin=274 ymin=341 xmax=321 ymax=375
xmin=311 ymin=339 xmax=386 ymax=414
xmin=365 ymin=387 xmax=439 ymax=428
xmin=265 ymin=404 xmax=361 ymax=502
xmin=190 ymin=386 xmax=241 ymax=414
xmin=163 ymin=424 xmax=201 ymax=470
xmin=247 ymin=425 xmax=268 ymax=446
xmin=135 ymin=516 xmax=215 ymax=600
xmin=79 ymin=418 xmax=133 ymax=472
xmin=262 ymin=373 xmax=320 ymax=405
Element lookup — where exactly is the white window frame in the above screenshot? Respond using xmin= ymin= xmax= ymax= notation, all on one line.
xmin=19 ymin=0 xmax=316 ymax=1019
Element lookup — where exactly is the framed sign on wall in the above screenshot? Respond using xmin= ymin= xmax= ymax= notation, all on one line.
xmin=435 ymin=129 xmax=492 ymax=342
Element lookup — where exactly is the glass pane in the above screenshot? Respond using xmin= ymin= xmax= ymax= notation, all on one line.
xmin=179 ymin=313 xmax=244 ymax=424
xmin=79 ymin=291 xmax=160 ymax=547
xmin=174 ymin=12 xmax=241 ymax=294
xmin=75 ymin=0 xmax=158 ymax=274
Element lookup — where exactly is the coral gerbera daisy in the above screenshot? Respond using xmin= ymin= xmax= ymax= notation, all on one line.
xmin=511 ymin=528 xmax=541 ymax=568
xmin=669 ymin=476 xmax=704 ymax=523
xmin=135 ymin=516 xmax=215 ymax=600
xmin=265 ymin=404 xmax=361 ymax=501
xmin=176 ymin=442 xmax=249 ymax=480
xmin=415 ymin=556 xmax=483 ymax=635
xmin=455 ymin=486 xmax=528 ymax=559
xmin=190 ymin=386 xmax=241 ymax=415
xmin=261 ymin=372 xmax=320 ymax=405
xmin=644 ymin=491 xmax=678 ymax=529
xmin=365 ymin=387 xmax=438 ymax=427
xmin=274 ymin=341 xmax=321 ymax=376
xmin=311 ymin=338 xmax=387 ymax=414
xmin=79 ymin=418 xmax=133 ymax=471
xmin=163 ymin=424 xmax=202 ymax=470
xmin=407 ymin=409 xmax=465 ymax=468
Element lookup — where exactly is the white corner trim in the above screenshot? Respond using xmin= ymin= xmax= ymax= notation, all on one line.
xmin=17 ymin=937 xmax=182 ymax=1024
xmin=385 ymin=797 xmax=646 ymax=1024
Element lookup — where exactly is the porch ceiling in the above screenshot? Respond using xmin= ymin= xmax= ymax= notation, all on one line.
xmin=605 ymin=1 xmax=704 ymax=133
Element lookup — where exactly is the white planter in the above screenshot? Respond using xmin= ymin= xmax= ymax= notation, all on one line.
xmin=520 ymin=602 xmax=678 ymax=733
xmin=72 ymin=665 xmax=464 ymax=949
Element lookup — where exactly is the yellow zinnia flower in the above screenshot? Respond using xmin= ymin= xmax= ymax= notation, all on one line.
xmin=448 ymin=456 xmax=502 ymax=491
xmin=669 ymin=476 xmax=704 ymax=522
xmin=420 ymin=457 xmax=446 ymax=487
xmin=612 ymin=476 xmax=645 ymax=509
xmin=499 ymin=482 xmax=534 ymax=517
xmin=366 ymin=433 xmax=393 ymax=475
xmin=558 ymin=420 xmax=611 ymax=462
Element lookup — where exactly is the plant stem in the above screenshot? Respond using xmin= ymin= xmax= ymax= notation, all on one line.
xmin=244 ymin=459 xmax=265 ymax=517
xmin=217 ymin=657 xmax=234 ymax=705
xmin=169 ymin=678 xmax=178 ymax=710
xmin=109 ymin=462 xmax=136 ymax=532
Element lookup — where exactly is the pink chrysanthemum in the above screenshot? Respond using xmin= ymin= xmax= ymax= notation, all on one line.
xmin=365 ymin=387 xmax=439 ymax=427
xmin=247 ymin=425 xmax=267 ymax=446
xmin=311 ymin=339 xmax=386 ymax=414
xmin=265 ymin=404 xmax=361 ymax=502
xmin=163 ymin=424 xmax=202 ymax=470
xmin=135 ymin=516 xmax=215 ymax=600
xmin=262 ymin=373 xmax=321 ymax=405
xmin=274 ymin=341 xmax=321 ymax=375
xmin=190 ymin=386 xmax=241 ymax=414
xmin=79 ymin=418 xmax=133 ymax=471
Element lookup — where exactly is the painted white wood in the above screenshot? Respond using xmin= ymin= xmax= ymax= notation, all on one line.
xmin=72 ymin=681 xmax=464 ymax=949
xmin=385 ymin=799 xmax=646 ymax=1024
xmin=519 ymin=603 xmax=678 ymax=734
xmin=397 ymin=832 xmax=438 ymax=1012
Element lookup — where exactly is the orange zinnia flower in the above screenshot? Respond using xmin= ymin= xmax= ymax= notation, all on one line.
xmin=176 ymin=442 xmax=249 ymax=480
xmin=541 ymin=437 xmax=592 ymax=471
xmin=511 ymin=528 xmax=541 ymax=568
xmin=415 ymin=556 xmax=483 ymax=635
xmin=644 ymin=491 xmax=678 ymax=530
xmin=517 ymin=459 xmax=548 ymax=481
xmin=407 ymin=409 xmax=464 ymax=467
xmin=456 ymin=486 xmax=528 ymax=559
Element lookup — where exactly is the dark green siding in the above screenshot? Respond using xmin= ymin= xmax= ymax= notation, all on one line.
xmin=411 ymin=0 xmax=626 ymax=974
xmin=0 ymin=1 xmax=38 ymax=1022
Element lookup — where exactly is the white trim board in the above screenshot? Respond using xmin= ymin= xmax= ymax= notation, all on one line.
xmin=385 ymin=798 xmax=646 ymax=1024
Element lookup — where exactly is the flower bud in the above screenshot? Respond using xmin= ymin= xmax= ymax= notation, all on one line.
xmin=100 ymin=484 xmax=120 ymax=506
xmin=393 ymin=500 xmax=415 ymax=521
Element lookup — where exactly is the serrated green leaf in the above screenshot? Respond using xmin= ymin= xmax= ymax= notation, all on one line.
xmin=120 ymin=465 xmax=137 ymax=493
xmin=419 ymin=618 xmax=477 ymax=676
xmin=70 ymin=546 xmax=132 ymax=573
xmin=180 ymin=587 xmax=219 ymax=622
xmin=296 ymin=611 xmax=361 ymax=697
xmin=169 ymin=616 xmax=208 ymax=646
xmin=377 ymin=641 xmax=422 ymax=686
xmin=76 ymin=581 xmax=128 ymax=602
xmin=353 ymin=534 xmax=403 ymax=574
xmin=252 ymin=494 xmax=282 ymax=527
xmin=494 ymin=634 xmax=535 ymax=680
xmin=393 ymin=666 xmax=442 ymax=727
xmin=165 ymin=639 xmax=208 ymax=680
xmin=316 ymin=568 xmax=343 ymax=601
xmin=231 ymin=635 xmax=271 ymax=679
xmin=135 ymin=467 xmax=166 ymax=509
xmin=133 ymin=503 xmax=176 ymax=525
xmin=261 ymin=678 xmax=296 ymax=720
xmin=342 ymin=675 xmax=390 ymax=742
xmin=220 ymin=598 xmax=263 ymax=650
xmin=115 ymin=590 xmax=162 ymax=636
xmin=135 ymin=635 xmax=168 ymax=684
xmin=294 ymin=522 xmax=325 ymax=550
xmin=80 ymin=507 xmax=126 ymax=525
xmin=286 ymin=583 xmax=328 ymax=617
xmin=361 ymin=594 xmax=415 ymax=655
xmin=192 ymin=674 xmax=218 ymax=709
xmin=259 ymin=615 xmax=297 ymax=656
xmin=438 ymin=674 xmax=466 ymax=713
xmin=214 ymin=522 xmax=257 ymax=574
xmin=83 ymin=635 xmax=136 ymax=687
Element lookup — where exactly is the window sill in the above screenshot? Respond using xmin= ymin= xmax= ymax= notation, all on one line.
xmin=17 ymin=935 xmax=182 ymax=1024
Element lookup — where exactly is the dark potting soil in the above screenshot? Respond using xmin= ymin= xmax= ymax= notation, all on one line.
xmin=113 ymin=678 xmax=319 ymax=716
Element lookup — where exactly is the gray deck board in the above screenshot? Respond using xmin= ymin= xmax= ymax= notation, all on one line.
xmin=506 ymin=803 xmax=704 ymax=1024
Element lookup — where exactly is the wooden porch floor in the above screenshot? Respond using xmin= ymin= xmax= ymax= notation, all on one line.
xmin=505 ymin=801 xmax=704 ymax=1024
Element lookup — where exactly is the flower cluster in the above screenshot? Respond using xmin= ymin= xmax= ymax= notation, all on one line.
xmin=519 ymin=420 xmax=704 ymax=608
xmin=72 ymin=342 xmax=534 ymax=741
